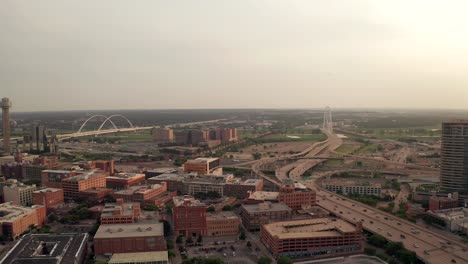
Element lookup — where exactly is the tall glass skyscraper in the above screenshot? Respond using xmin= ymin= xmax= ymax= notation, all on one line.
xmin=440 ymin=121 xmax=468 ymax=193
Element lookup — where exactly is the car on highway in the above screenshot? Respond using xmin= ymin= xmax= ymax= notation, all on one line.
xmin=387 ymin=232 xmax=392 ymax=236
xmin=413 ymin=243 xmax=419 ymax=248
xmin=400 ymin=234 xmax=406 ymax=239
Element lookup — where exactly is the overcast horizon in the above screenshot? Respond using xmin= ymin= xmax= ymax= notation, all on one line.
xmin=2 ymin=1 xmax=468 ymax=112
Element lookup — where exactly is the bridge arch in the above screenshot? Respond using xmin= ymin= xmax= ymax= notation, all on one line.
xmin=96 ymin=114 xmax=135 ymax=133
xmin=76 ymin=115 xmax=118 ymax=134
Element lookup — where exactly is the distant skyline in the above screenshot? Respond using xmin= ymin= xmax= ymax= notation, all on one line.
xmin=1 ymin=1 xmax=468 ymax=112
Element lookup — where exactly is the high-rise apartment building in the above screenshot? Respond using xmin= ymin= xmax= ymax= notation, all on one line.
xmin=440 ymin=121 xmax=468 ymax=193
xmin=151 ymin=127 xmax=174 ymax=143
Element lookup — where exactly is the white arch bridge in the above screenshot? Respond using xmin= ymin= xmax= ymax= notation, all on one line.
xmin=57 ymin=114 xmax=151 ymax=141
xmin=54 ymin=115 xmax=226 ymax=141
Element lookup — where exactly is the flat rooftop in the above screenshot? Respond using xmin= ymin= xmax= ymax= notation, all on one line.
xmin=33 ymin=188 xmax=62 ymax=194
xmin=109 ymin=251 xmax=168 ymax=264
xmin=322 ymin=179 xmax=381 ymax=187
xmin=263 ymin=218 xmax=359 ymax=239
xmin=0 ymin=203 xmax=41 ymax=223
xmin=173 ymin=196 xmax=205 ymax=207
xmin=186 ymin=158 xmax=219 ymax=164
xmin=243 ymin=179 xmax=263 ymax=186
xmin=0 ymin=233 xmax=88 ymax=264
xmin=41 ymin=169 xmax=72 ymax=174
xmin=149 ymin=173 xmax=185 ymax=181
xmin=95 ymin=223 xmax=163 ymax=239
xmin=146 ymin=168 xmax=179 ymax=173
xmin=207 ymin=211 xmax=240 ymax=221
xmin=114 ymin=184 xmax=164 ymax=195
xmin=242 ymin=202 xmax=291 ymax=213
xmin=107 ymin=172 xmax=145 ymax=180
xmin=249 ymin=191 xmax=279 ymax=201
xmin=63 ymin=171 xmax=105 ymax=182
xmin=93 ymin=202 xmax=139 ymax=217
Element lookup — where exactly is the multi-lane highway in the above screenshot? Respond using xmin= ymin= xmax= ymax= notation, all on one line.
xmin=314 ymin=187 xmax=468 ymax=264
xmin=252 ymin=130 xmax=468 ymax=264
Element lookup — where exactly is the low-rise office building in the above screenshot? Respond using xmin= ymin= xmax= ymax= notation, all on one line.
xmin=41 ymin=169 xmax=79 ymax=189
xmin=33 ymin=188 xmax=64 ymax=209
xmin=94 ymin=223 xmax=166 ymax=255
xmin=91 ymin=199 xmax=141 ymax=225
xmin=241 ymin=202 xmax=292 ymax=231
xmin=322 ymin=179 xmax=382 ymax=196
xmin=224 ymin=179 xmax=264 ymax=199
xmin=261 ymin=218 xmax=363 ymax=259
xmin=106 ymin=172 xmax=145 ymax=190
xmin=3 ymin=183 xmax=36 ymax=206
xmin=113 ymin=183 xmax=167 ymax=204
xmin=206 ymin=211 xmax=240 ymax=237
xmin=173 ymin=196 xmax=207 ymax=238
xmin=148 ymin=172 xmax=264 ymax=199
xmin=278 ymin=184 xmax=316 ymax=210
xmin=78 ymin=187 xmax=113 ymax=203
xmin=62 ymin=171 xmax=107 ymax=200
xmin=183 ymin=158 xmax=222 ymax=175
xmin=429 ymin=193 xmax=460 ymax=211
xmin=0 ymin=233 xmax=88 ymax=264
xmin=0 ymin=202 xmax=47 ymax=239
xmin=109 ymin=251 xmax=169 ymax=264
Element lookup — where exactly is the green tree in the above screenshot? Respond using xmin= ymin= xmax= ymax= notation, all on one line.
xmin=239 ymin=230 xmax=246 ymax=240
xmin=222 ymin=205 xmax=232 ymax=211
xmin=160 ymin=220 xmax=171 ymax=236
xmin=277 ymin=256 xmax=293 ymax=264
xmin=168 ymin=250 xmax=176 ymax=259
xmin=364 ymin=247 xmax=376 ymax=256
xmin=368 ymin=234 xmax=387 ymax=248
xmin=246 ymin=241 xmax=252 ymax=249
xmin=176 ymin=235 xmax=183 ymax=244
xmin=197 ymin=235 xmax=203 ymax=243
xmin=252 ymin=152 xmax=262 ymax=160
xmin=207 ymin=206 xmax=216 ymax=212
xmin=385 ymin=241 xmax=403 ymax=256
xmin=257 ymin=256 xmax=272 ymax=264
xmin=186 ymin=236 xmax=193 ymax=244
xmin=166 ymin=240 xmax=174 ymax=249
xmin=48 ymin=213 xmax=59 ymax=223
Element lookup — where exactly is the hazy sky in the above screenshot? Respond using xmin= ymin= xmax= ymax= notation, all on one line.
xmin=1 ymin=1 xmax=468 ymax=112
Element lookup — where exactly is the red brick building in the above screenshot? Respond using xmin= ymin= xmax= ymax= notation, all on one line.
xmin=41 ymin=170 xmax=79 ymax=189
xmin=61 ymin=172 xmax=107 ymax=200
xmin=0 ymin=203 xmax=47 ymax=239
xmin=90 ymin=199 xmax=140 ymax=224
xmin=429 ymin=193 xmax=459 ymax=211
xmin=113 ymin=183 xmax=167 ymax=203
xmin=173 ymin=196 xmax=207 ymax=238
xmin=106 ymin=173 xmax=145 ymax=190
xmin=78 ymin=187 xmax=113 ymax=203
xmin=94 ymin=223 xmax=166 ymax=255
xmin=224 ymin=179 xmax=264 ymax=199
xmin=33 ymin=188 xmax=64 ymax=209
xmin=278 ymin=184 xmax=316 ymax=210
xmin=261 ymin=218 xmax=363 ymax=259
xmin=92 ymin=160 xmax=115 ymax=175
xmin=183 ymin=158 xmax=221 ymax=175
xmin=206 ymin=211 xmax=240 ymax=237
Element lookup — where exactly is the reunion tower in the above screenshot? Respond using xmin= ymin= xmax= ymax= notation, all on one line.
xmin=1 ymin=97 xmax=12 ymax=155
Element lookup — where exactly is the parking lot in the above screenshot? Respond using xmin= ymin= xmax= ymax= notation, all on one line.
xmin=184 ymin=240 xmax=258 ymax=264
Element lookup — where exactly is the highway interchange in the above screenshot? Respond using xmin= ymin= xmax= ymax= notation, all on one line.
xmin=251 ymin=130 xmax=468 ymax=264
